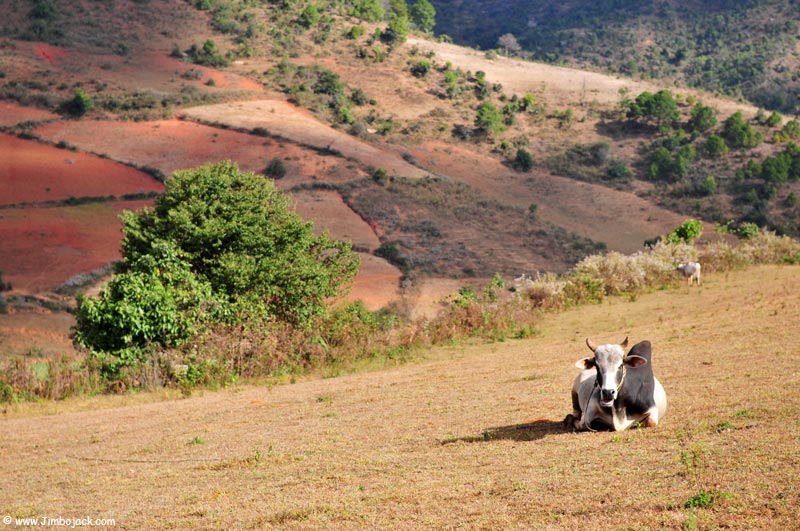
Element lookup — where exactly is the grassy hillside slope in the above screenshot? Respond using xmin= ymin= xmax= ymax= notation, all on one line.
xmin=2 ymin=264 xmax=798 ymax=529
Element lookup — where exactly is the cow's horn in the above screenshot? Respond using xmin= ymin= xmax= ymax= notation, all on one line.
xmin=585 ymin=338 xmax=597 ymax=352
xmin=620 ymin=336 xmax=629 ymax=349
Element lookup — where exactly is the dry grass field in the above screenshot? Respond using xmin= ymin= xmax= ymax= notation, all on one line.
xmin=1 ymin=265 xmax=797 ymax=530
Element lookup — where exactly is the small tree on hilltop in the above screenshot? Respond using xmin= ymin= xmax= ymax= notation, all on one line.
xmin=497 ymin=33 xmax=521 ymax=56
xmin=410 ymin=0 xmax=436 ymax=33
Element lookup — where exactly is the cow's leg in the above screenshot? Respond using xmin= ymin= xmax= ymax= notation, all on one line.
xmin=641 ymin=416 xmax=658 ymax=428
xmin=639 ymin=406 xmax=661 ymax=428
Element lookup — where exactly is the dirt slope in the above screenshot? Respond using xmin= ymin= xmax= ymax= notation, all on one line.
xmin=2 ymin=265 xmax=798 ymax=530
xmin=179 ymin=99 xmax=429 ymax=179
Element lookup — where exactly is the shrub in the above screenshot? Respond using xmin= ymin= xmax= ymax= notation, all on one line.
xmin=374 ymin=241 xmax=410 ymax=270
xmin=514 ymin=148 xmax=534 ymax=172
xmin=298 ymin=5 xmax=320 ymax=29
xmin=350 ymin=0 xmax=384 ymax=22
xmin=410 ymin=59 xmax=432 ymax=78
xmin=705 ymin=134 xmax=728 ymax=158
xmin=347 ymin=25 xmax=365 ymax=39
xmin=722 ymin=111 xmax=762 ymax=149
xmin=666 ymin=218 xmax=703 ymax=245
xmin=605 ymin=159 xmax=632 ymax=181
xmin=264 ymin=158 xmax=287 ymax=179
xmin=688 ymin=103 xmax=717 ymax=133
xmin=63 ymin=89 xmax=93 ymax=117
xmin=475 ymin=101 xmax=504 ymax=136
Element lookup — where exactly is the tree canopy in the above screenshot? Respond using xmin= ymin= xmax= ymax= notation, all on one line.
xmin=626 ymin=90 xmax=680 ymax=129
xmin=75 ymin=162 xmax=360 ymax=371
xmin=410 ymin=0 xmax=436 ymax=33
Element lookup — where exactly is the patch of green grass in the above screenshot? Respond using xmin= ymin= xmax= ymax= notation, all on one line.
xmin=685 ymin=489 xmax=733 ymax=509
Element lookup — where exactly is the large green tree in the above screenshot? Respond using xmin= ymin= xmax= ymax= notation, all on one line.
xmin=75 ymin=162 xmax=359 ymax=368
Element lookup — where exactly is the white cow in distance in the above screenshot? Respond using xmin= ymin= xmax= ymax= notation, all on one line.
xmin=676 ymin=261 xmax=701 ymax=285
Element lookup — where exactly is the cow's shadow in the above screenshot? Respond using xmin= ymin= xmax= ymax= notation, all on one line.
xmin=441 ymin=419 xmax=567 ymax=444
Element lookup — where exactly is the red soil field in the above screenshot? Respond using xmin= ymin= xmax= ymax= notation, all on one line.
xmin=33 ymin=119 xmax=358 ymax=181
xmin=0 ymin=200 xmax=152 ymax=292
xmin=344 ymin=253 xmax=402 ymax=310
xmin=1 ymin=133 xmax=163 ymax=205
xmin=0 ymin=102 xmax=59 ymax=127
xmin=33 ymin=42 xmax=69 ymax=65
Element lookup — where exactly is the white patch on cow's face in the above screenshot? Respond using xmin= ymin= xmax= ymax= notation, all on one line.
xmin=592 ymin=344 xmax=626 ymax=407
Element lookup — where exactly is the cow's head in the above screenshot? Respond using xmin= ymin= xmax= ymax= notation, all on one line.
xmin=575 ymin=337 xmax=647 ymax=407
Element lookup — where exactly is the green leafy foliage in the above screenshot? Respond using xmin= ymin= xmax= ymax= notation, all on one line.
xmin=722 ymin=112 xmax=762 ymax=149
xmin=410 ymin=0 xmax=436 ymax=33
xmin=626 ymin=90 xmax=679 ymax=129
xmin=688 ymin=103 xmax=717 ymax=134
xmin=349 ymin=0 xmax=384 ymax=22
xmin=62 ymin=89 xmax=94 ymax=117
xmin=75 ymin=162 xmax=360 ymax=371
xmin=666 ymin=218 xmax=703 ymax=244
xmin=298 ymin=5 xmax=321 ymax=28
xmin=474 ymin=101 xmax=504 ymax=137
xmin=648 ymin=147 xmax=690 ymax=183
xmin=513 ymin=148 xmax=534 ymax=172
xmin=705 ymin=134 xmax=728 ymax=158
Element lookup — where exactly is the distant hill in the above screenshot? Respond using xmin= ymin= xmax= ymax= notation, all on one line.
xmin=431 ymin=0 xmax=800 ymax=113
xmin=1 ymin=0 xmax=798 ymax=301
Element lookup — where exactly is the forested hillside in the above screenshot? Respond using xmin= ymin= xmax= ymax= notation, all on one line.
xmin=431 ymin=0 xmax=800 ymax=113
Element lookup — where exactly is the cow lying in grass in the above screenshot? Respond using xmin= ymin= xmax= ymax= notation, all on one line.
xmin=676 ymin=261 xmax=701 ymax=285
xmin=565 ymin=337 xmax=667 ymax=432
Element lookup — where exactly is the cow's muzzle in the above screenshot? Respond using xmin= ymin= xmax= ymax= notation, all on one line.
xmin=600 ymin=388 xmax=616 ymax=407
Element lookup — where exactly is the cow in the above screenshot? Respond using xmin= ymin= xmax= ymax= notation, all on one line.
xmin=564 ymin=337 xmax=667 ymax=432
xmin=676 ymin=261 xmax=701 ymax=285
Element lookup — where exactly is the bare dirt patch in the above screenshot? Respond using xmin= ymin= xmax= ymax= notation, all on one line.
xmin=179 ymin=99 xmax=429 ymax=179
xmin=0 ymin=200 xmax=153 ymax=292
xmin=0 ymin=133 xmax=162 ymax=205
xmin=1 ymin=265 xmax=797 ymax=530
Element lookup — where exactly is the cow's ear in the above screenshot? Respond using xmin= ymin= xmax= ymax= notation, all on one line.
xmin=624 ymin=355 xmax=648 ymax=368
xmin=575 ymin=357 xmax=595 ymax=369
